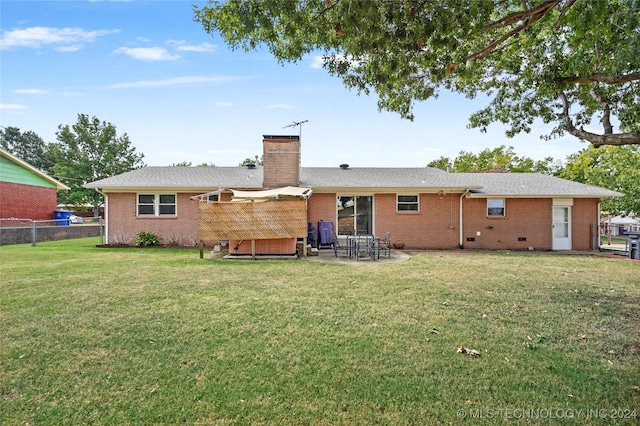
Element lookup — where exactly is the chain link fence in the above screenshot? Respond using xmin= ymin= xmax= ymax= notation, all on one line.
xmin=0 ymin=217 xmax=104 ymax=246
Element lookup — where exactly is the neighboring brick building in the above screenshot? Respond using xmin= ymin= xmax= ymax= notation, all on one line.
xmin=0 ymin=149 xmax=69 ymax=220
xmin=86 ymin=135 xmax=622 ymax=251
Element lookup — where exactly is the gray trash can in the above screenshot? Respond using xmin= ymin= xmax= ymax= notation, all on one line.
xmin=626 ymin=232 xmax=640 ymax=260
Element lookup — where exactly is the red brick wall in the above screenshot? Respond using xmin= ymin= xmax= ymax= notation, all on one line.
xmin=307 ymin=192 xmax=461 ymax=249
xmin=374 ymin=193 xmax=460 ymax=249
xmin=461 ymin=198 xmax=552 ymax=250
xmin=572 ymin=198 xmax=599 ymax=250
xmin=306 ymin=193 xmax=601 ymax=251
xmin=0 ymin=181 xmax=58 ymax=220
xmin=263 ymin=137 xmax=300 ymax=189
xmin=307 ymin=193 xmax=337 ymax=230
xmin=106 ymin=192 xmax=200 ymax=245
xmin=105 ymin=189 xmax=602 ymax=250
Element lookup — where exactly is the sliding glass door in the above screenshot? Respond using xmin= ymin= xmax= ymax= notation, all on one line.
xmin=337 ymin=195 xmax=373 ymax=235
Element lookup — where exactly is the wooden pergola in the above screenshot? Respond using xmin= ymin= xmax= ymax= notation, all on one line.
xmin=194 ymin=188 xmax=310 ymax=259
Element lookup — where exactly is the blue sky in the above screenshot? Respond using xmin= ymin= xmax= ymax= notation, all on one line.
xmin=1 ymin=0 xmax=587 ymax=167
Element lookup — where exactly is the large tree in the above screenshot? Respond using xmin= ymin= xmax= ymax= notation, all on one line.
xmin=428 ymin=145 xmax=561 ymax=174
xmin=194 ymin=0 xmax=640 ymax=147
xmin=559 ymin=145 xmax=640 ymax=215
xmin=52 ymin=114 xmax=145 ymax=213
xmin=0 ymin=126 xmax=55 ymax=175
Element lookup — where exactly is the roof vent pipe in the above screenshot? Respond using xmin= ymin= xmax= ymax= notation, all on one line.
xmin=339 ymin=163 xmax=349 ymax=169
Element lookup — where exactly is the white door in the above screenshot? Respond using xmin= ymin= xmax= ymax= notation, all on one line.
xmin=552 ymin=206 xmax=572 ymax=250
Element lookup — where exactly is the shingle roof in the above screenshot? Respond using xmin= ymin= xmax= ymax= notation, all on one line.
xmin=85 ymin=166 xmax=622 ymax=198
xmin=456 ymin=173 xmax=622 ymax=197
xmin=299 ymin=167 xmax=479 ymax=190
xmin=85 ymin=166 xmax=263 ymax=191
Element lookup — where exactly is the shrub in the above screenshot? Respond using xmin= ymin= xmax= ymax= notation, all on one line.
xmin=135 ymin=231 xmax=161 ymax=247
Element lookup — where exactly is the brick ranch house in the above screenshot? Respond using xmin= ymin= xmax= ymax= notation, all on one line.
xmin=86 ymin=135 xmax=621 ymax=251
xmin=1 ymin=148 xmax=69 ymax=220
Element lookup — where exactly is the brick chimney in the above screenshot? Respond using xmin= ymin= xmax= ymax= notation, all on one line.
xmin=262 ymin=135 xmax=300 ymax=188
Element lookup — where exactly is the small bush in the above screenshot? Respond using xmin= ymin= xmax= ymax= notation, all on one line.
xmin=135 ymin=231 xmax=161 ymax=247
xmin=109 ymin=231 xmax=132 ymax=246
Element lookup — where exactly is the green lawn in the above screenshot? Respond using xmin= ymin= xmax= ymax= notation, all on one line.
xmin=1 ymin=239 xmax=638 ymax=425
xmin=600 ymin=235 xmax=630 ymax=246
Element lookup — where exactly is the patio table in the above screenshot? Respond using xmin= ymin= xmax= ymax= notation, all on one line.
xmin=347 ymin=235 xmax=376 ymax=261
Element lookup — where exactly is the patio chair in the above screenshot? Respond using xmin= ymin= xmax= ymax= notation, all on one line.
xmin=377 ymin=232 xmax=391 ymax=259
xmin=333 ymin=233 xmax=350 ymax=258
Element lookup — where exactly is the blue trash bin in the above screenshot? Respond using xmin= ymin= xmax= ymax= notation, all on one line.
xmin=53 ymin=210 xmax=72 ymax=226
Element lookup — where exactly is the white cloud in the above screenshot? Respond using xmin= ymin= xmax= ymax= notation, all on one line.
xmin=14 ymin=89 xmax=48 ymax=95
xmin=177 ymin=43 xmax=217 ymax=53
xmin=310 ymin=56 xmax=324 ymax=69
xmin=113 ymin=46 xmax=180 ymax=61
xmin=0 ymin=26 xmax=118 ymax=50
xmin=167 ymin=40 xmax=217 ymax=52
xmin=216 ymin=101 xmax=233 ymax=107
xmin=108 ymin=75 xmax=241 ymax=89
xmin=266 ymin=104 xmax=295 ymax=109
xmin=56 ymin=45 xmax=81 ymax=52
xmin=0 ymin=103 xmax=27 ymax=110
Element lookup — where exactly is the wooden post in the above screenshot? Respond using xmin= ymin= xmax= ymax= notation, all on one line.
xmin=303 ymin=237 xmax=307 ymax=259
xmin=251 ymin=239 xmax=256 ymax=260
xmin=199 ymin=240 xmax=204 ymax=259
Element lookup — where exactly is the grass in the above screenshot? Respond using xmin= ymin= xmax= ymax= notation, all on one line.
xmin=600 ymin=235 xmax=629 ymax=246
xmin=1 ymin=238 xmax=639 ymax=425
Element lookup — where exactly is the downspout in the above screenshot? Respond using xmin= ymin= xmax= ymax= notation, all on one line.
xmin=95 ymin=188 xmax=107 ymax=245
xmin=597 ymin=201 xmax=601 ymax=251
xmin=459 ymin=190 xmax=469 ymax=249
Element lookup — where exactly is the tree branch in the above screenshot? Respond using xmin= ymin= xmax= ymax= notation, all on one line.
xmin=553 ymin=71 xmax=640 ymax=85
xmin=558 ymin=91 xmax=640 ymax=147
xmin=554 ymin=0 xmax=578 ymax=26
xmin=591 ymin=84 xmax=613 ymax=135
xmin=467 ymin=0 xmax=562 ymax=62
xmin=485 ymin=0 xmax=562 ymax=30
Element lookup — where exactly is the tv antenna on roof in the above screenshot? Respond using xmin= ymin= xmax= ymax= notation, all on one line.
xmin=283 ymin=119 xmax=309 ymax=137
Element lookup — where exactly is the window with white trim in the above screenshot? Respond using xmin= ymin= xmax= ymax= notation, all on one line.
xmin=487 ymin=199 xmax=505 ymax=217
xmin=397 ymin=195 xmax=419 ymax=212
xmin=137 ymin=194 xmax=176 ymax=216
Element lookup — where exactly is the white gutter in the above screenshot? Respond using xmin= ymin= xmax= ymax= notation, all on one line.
xmin=459 ymin=189 xmax=470 ymax=249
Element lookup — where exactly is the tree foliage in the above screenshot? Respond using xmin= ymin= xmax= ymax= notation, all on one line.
xmin=194 ymin=0 xmax=640 ymax=147
xmin=0 ymin=126 xmax=55 ymax=174
xmin=559 ymin=145 xmax=640 ymax=214
xmin=428 ymin=145 xmax=561 ymax=174
xmin=239 ymin=155 xmax=263 ymax=166
xmin=169 ymin=161 xmax=216 ymax=166
xmin=52 ymin=114 xmax=145 ymax=211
